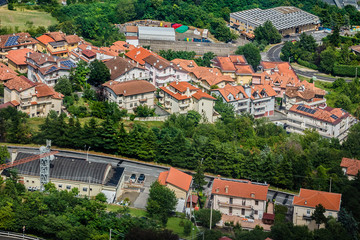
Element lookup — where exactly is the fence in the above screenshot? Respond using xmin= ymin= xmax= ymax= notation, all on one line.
xmin=123 ymin=116 xmax=168 ymax=121
xmin=0 ymin=230 xmax=44 ymax=240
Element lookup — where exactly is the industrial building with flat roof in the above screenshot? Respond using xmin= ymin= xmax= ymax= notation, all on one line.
xmin=138 ymin=26 xmax=176 ymax=41
xmin=230 ymin=6 xmax=320 ymax=36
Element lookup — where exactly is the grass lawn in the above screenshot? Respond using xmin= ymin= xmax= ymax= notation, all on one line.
xmin=314 ymin=80 xmax=337 ymax=108
xmin=106 ymin=205 xmax=147 ymax=217
xmin=0 ymin=6 xmax=58 ymax=31
xmin=166 ymin=217 xmax=199 ymax=239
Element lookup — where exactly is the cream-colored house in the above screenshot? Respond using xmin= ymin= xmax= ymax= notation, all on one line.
xmin=3 ymin=75 xmax=63 ymax=117
xmin=158 ymin=167 xmax=193 ymax=200
xmin=103 ymin=80 xmax=156 ymax=113
xmin=159 ymin=81 xmax=217 ymax=122
xmin=6 ymin=48 xmax=34 ymax=73
xmin=211 ymin=179 xmax=268 ymax=220
xmin=4 ymin=151 xmax=125 ymax=202
xmin=293 ymin=188 xmax=341 ymax=230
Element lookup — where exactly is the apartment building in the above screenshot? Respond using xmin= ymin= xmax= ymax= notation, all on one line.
xmin=284 ymin=80 xmax=326 ymax=110
xmin=27 ymin=52 xmax=75 ymax=86
xmin=3 ymin=75 xmax=63 ymax=117
xmin=70 ymin=43 xmax=118 ymax=63
xmin=211 ymin=179 xmax=269 ymax=220
xmin=159 ymin=81 xmax=217 ymax=122
xmin=102 ymin=80 xmax=156 ymax=113
xmin=6 ymin=48 xmax=34 ymax=73
xmin=340 ymin=157 xmax=360 ymax=180
xmin=211 ymin=55 xmax=254 ymax=85
xmin=287 ymin=105 xmax=355 ymax=142
xmin=293 ymin=188 xmax=341 ymax=230
xmin=104 ymin=56 xmax=149 ymax=82
xmin=158 ymin=167 xmax=193 ymax=200
xmin=212 ymin=84 xmax=277 ymax=117
xmin=0 ymin=32 xmax=38 ymax=60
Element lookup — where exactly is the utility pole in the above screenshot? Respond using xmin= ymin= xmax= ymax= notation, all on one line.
xmin=86 ymin=146 xmax=91 ymax=162
xmin=329 ymin=177 xmax=332 ymax=193
xmin=109 ymin=229 xmax=111 ymax=240
xmin=356 ymin=67 xmax=358 ymax=78
xmin=209 ymin=200 xmax=213 ymax=230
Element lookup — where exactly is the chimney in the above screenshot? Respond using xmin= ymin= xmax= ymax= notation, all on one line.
xmin=114 ymin=66 xmax=117 ymax=70
xmin=27 ymin=52 xmax=30 ymax=57
xmin=110 ymin=69 xmax=112 ymax=74
xmin=57 ymin=61 xmax=61 ymax=68
xmin=215 ymin=187 xmax=219 ymax=193
xmin=136 ymin=62 xmax=139 ymax=67
xmin=124 ymin=90 xmax=126 ymax=94
xmin=125 ymin=68 xmax=128 ymax=72
xmin=225 ymin=185 xmax=229 ymax=193
xmin=11 ymin=150 xmax=17 ymax=164
xmin=305 ymin=200 xmax=307 ymax=205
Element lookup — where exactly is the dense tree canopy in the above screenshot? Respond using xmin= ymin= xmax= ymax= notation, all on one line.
xmin=236 ymin=43 xmax=261 ymax=70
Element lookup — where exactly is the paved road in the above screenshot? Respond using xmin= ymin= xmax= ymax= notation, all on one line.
xmin=267 ymin=44 xmax=283 ymax=62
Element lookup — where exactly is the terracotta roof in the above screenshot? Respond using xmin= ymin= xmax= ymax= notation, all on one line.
xmin=286 ymin=80 xmax=325 ymax=100
xmin=260 ymin=61 xmax=298 ymax=80
xmin=6 ymin=48 xmax=34 ymax=66
xmin=192 ymin=90 xmax=216 ymax=100
xmin=35 ymin=83 xmax=63 ymax=99
xmin=78 ymin=43 xmax=118 ymax=57
xmin=212 ymin=179 xmax=268 ymax=201
xmin=11 ymin=100 xmax=20 ymax=106
xmin=158 ymin=167 xmax=192 ymax=192
xmin=0 ymin=63 xmax=17 ymax=82
xmin=104 ymin=56 xmax=145 ymax=80
xmin=341 ymin=158 xmax=360 ymax=176
xmin=81 ymin=49 xmax=96 ymax=58
xmin=126 ymin=36 xmax=138 ymax=40
xmin=262 ymin=213 xmax=275 ymax=220
xmin=350 ymin=45 xmax=360 ymax=53
xmin=143 ymin=54 xmax=172 ymax=70
xmin=64 ymin=35 xmax=81 ymax=44
xmin=36 ymin=34 xmax=55 ymax=45
xmin=293 ymin=188 xmax=341 ymax=211
xmin=289 ymin=104 xmax=350 ymax=124
xmin=0 ymin=32 xmax=38 ymax=49
xmin=192 ymin=67 xmax=234 ymax=86
xmin=110 ymin=41 xmax=136 ymax=53
xmin=251 ymin=85 xmax=277 ymax=99
xmin=27 ymin=52 xmax=56 ymax=65
xmin=169 ymin=81 xmax=198 ymax=93
xmin=4 ymin=76 xmax=35 ymax=92
xmin=211 ymin=84 xmax=249 ymax=102
xmin=0 ymin=101 xmax=17 ymax=109
xmin=46 ymin=32 xmax=65 ymax=42
xmin=171 ymin=59 xmax=198 ymax=72
xmin=212 ymin=55 xmax=247 ymax=72
xmin=126 ymin=26 xmax=138 ymax=33
xmin=159 ymin=86 xmax=191 ymax=100
xmin=235 ymin=65 xmax=254 ymax=75
xmin=125 ymin=47 xmax=154 ymax=65
xmin=103 ymin=80 xmax=156 ymax=96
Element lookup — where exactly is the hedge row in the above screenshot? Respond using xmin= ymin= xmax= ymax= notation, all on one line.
xmin=333 ymin=65 xmax=359 ymax=77
xmin=297 ymin=59 xmax=318 ymax=70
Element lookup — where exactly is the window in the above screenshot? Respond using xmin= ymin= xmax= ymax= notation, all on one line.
xmin=130 ymin=103 xmax=133 ymax=107
xmin=58 ymin=184 xmax=62 ymax=188
xmin=242 ymin=200 xmax=246 ymax=206
xmin=329 ymin=212 xmax=332 ymax=216
xmin=254 ymin=210 xmax=258 ymax=215
xmin=32 ymin=181 xmax=34 ymax=183
xmin=26 ymin=180 xmax=29 ymax=183
xmin=229 ymin=207 xmax=233 ymax=214
xmin=255 ymin=200 xmax=259 ymax=205
xmin=130 ymin=96 xmax=133 ymax=100
xmin=66 ymin=185 xmax=71 ymax=190
xmin=229 ymin=198 xmax=233 ymax=204
xmin=83 ymin=187 xmax=88 ymax=192
xmin=134 ymin=103 xmax=137 ymax=107
xmin=307 ymin=209 xmax=311 ymax=215
xmin=140 ymin=72 xmax=142 ymax=78
xmin=118 ymin=100 xmax=122 ymax=104
xmin=241 ymin=209 xmax=245 ymax=215
xmin=89 ymin=188 xmax=93 ymax=191
xmin=52 ymin=104 xmax=54 ymax=108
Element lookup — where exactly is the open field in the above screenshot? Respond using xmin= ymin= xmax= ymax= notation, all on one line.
xmin=0 ymin=6 xmax=57 ymax=30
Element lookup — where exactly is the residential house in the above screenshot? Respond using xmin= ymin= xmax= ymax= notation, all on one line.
xmin=0 ymin=33 xmax=38 ymax=60
xmin=293 ymin=188 xmax=341 ymax=230
xmin=36 ymin=32 xmax=82 ymax=58
xmin=253 ymin=61 xmax=299 ymax=98
xmin=158 ymin=167 xmax=193 ymax=200
xmin=211 ymin=178 xmax=269 ymax=220
xmin=109 ymin=41 xmax=136 ymax=54
xmin=3 ymin=75 xmax=63 ymax=117
xmin=211 ymin=55 xmax=254 ymax=85
xmin=125 ymin=26 xmax=139 ymax=46
xmin=27 ymin=52 xmax=76 ymax=86
xmin=287 ymin=105 xmax=355 ymax=142
xmin=6 ymin=48 xmax=34 ymax=73
xmin=125 ymin=46 xmax=153 ymax=66
xmin=340 ymin=157 xmax=360 ymax=180
xmin=284 ymin=80 xmax=326 ymax=110
xmin=104 ymin=56 xmax=149 ymax=82
xmin=102 ymin=80 xmax=156 ymax=113
xmin=159 ymin=81 xmax=217 ymax=122
xmin=212 ymin=84 xmax=277 ymax=117
xmin=0 ymin=63 xmax=18 ymax=84
xmin=70 ymin=43 xmax=117 ymax=63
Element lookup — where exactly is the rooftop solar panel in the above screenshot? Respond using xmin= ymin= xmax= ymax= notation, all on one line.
xmin=296 ymin=105 xmax=302 ymax=110
xmin=46 ymin=66 xmax=57 ymax=74
xmin=60 ymin=60 xmax=76 ymax=68
xmin=4 ymin=36 xmax=19 ymax=47
xmin=331 ymin=114 xmax=338 ymax=120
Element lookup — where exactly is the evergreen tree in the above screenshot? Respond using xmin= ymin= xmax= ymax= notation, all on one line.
xmin=312 ymin=204 xmax=327 ymax=229
xmin=193 ymin=160 xmax=206 ymax=191
xmin=88 ymin=60 xmax=110 ymax=86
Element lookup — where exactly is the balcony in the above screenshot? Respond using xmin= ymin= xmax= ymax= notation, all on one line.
xmin=139 ymin=98 xmax=147 ymax=103
xmin=303 ymin=214 xmax=312 ymax=220
xmin=253 ymin=102 xmax=266 ymax=109
xmin=179 ymin=102 xmax=189 ymax=108
xmin=218 ymin=201 xmax=252 ymax=209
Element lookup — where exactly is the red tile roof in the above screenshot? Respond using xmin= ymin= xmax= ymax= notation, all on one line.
xmin=212 ymin=178 xmax=268 ymax=201
xmin=235 ymin=65 xmax=254 ymax=75
xmin=293 ymin=188 xmax=341 ymax=211
xmin=341 ymin=158 xmax=360 ymax=176
xmin=211 ymin=84 xmax=249 ymax=102
xmin=64 ymin=35 xmax=81 ymax=44
xmin=161 ymin=82 xmax=215 ymax=101
xmin=171 ymin=59 xmax=198 ymax=72
xmin=160 ymin=86 xmax=191 ymax=100
xmin=125 ymin=47 xmax=154 ymax=65
xmin=35 ymin=83 xmax=63 ymax=99
xmin=6 ymin=48 xmax=34 ymax=66
xmin=36 ymin=34 xmax=55 ymax=45
xmin=169 ymin=81 xmax=198 ymax=93
xmin=251 ymin=85 xmax=277 ymax=99
xmin=0 ymin=63 xmax=17 ymax=82
xmin=192 ymin=90 xmax=216 ymax=100
xmin=103 ymin=80 xmax=156 ymax=96
xmin=110 ymin=41 xmax=136 ymax=53
xmin=0 ymin=101 xmax=17 ymax=109
xmin=0 ymin=32 xmax=38 ymax=49
xmin=4 ymin=76 xmax=35 ymax=92
xmin=158 ymin=167 xmax=193 ymax=192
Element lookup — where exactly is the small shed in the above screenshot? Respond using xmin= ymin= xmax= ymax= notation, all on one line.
xmin=138 ymin=26 xmax=176 ymax=41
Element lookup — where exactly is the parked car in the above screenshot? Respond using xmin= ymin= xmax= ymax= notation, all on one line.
xmin=138 ymin=174 xmax=145 ymax=183
xmin=130 ymin=174 xmax=136 ymax=183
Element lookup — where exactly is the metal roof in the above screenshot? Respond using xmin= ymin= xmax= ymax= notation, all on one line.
xmin=138 ymin=26 xmax=175 ymax=36
xmin=230 ymin=7 xmax=320 ymax=31
xmin=12 ymin=152 xmax=113 ymax=184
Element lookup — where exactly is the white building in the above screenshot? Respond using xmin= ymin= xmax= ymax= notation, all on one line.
xmin=138 ymin=26 xmax=176 ymax=41
xmin=102 ymin=80 xmax=156 ymax=113
xmin=287 ymin=105 xmax=356 ymax=142
xmin=159 ymin=81 xmax=216 ymax=122
xmin=211 ymin=178 xmax=269 ymax=220
xmin=104 ymin=56 xmax=149 ymax=82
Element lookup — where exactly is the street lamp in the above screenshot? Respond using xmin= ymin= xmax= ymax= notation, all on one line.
xmin=86 ymin=146 xmax=91 ymax=162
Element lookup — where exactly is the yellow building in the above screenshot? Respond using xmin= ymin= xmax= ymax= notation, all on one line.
xmin=158 ymin=167 xmax=192 ymax=200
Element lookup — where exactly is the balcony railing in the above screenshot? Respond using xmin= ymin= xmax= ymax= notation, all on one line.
xmin=218 ymin=201 xmax=252 ymax=209
xmin=179 ymin=102 xmax=189 ymax=108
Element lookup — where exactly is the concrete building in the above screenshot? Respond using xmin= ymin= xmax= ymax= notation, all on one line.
xmin=102 ymin=80 xmax=156 ymax=113
xmin=3 ymin=75 xmax=63 ymax=117
xmin=138 ymin=26 xmax=175 ymax=41
xmin=230 ymin=6 xmax=320 ymax=36
xmin=211 ymin=55 xmax=254 ymax=85
xmin=212 ymin=84 xmax=277 ymax=118
xmin=0 ymin=33 xmax=38 ymax=60
xmin=26 ymin=52 xmax=76 ymax=86
xmin=5 ymin=48 xmax=34 ymax=73
xmin=211 ymin=178 xmax=268 ymax=220
xmin=287 ymin=105 xmax=356 ymax=142
xmin=4 ymin=152 xmax=125 ymax=202
xmin=104 ymin=56 xmax=149 ymax=82
xmin=340 ymin=157 xmax=360 ymax=180
xmin=159 ymin=81 xmax=217 ymax=122
xmin=293 ymin=188 xmax=341 ymax=230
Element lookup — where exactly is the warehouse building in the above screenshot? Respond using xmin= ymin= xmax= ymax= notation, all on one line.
xmin=138 ymin=26 xmax=176 ymax=41
xmin=230 ymin=6 xmax=320 ymax=36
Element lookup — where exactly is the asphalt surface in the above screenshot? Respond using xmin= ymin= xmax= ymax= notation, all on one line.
xmin=266 ymin=44 xmax=283 ymax=62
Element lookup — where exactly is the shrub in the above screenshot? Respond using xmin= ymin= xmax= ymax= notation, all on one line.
xmin=183 ymin=221 xmax=192 ymax=236
xmin=297 ymin=59 xmax=318 ymax=70
xmin=333 ymin=65 xmax=359 ymax=77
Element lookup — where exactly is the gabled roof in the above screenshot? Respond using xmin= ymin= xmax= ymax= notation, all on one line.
xmin=158 ymin=167 xmax=192 ymax=192
xmin=211 ymin=84 xmax=249 ymax=102
xmin=110 ymin=41 xmax=136 ymax=53
xmin=4 ymin=76 xmax=35 ymax=92
xmin=35 ymin=83 xmax=63 ymax=99
xmin=251 ymin=84 xmax=277 ymax=99
xmin=0 ymin=63 xmax=17 ymax=82
xmin=341 ymin=158 xmax=360 ymax=176
xmin=171 ymin=59 xmax=198 ymax=72
xmin=36 ymin=34 xmax=55 ymax=45
xmin=192 ymin=90 xmax=216 ymax=100
xmin=27 ymin=52 xmax=56 ymax=65
xmin=260 ymin=61 xmax=298 ymax=81
xmin=169 ymin=81 xmax=198 ymax=93
xmin=293 ymin=188 xmax=341 ymax=211
xmin=0 ymin=32 xmax=38 ymax=49
xmin=6 ymin=48 xmax=34 ymax=66
xmin=212 ymin=55 xmax=247 ymax=72
xmin=102 ymin=80 xmax=156 ymax=96
xmin=125 ymin=46 xmax=154 ymax=65
xmin=46 ymin=32 xmax=66 ymax=42
xmin=64 ymin=35 xmax=81 ymax=44
xmin=104 ymin=56 xmax=145 ymax=80
xmin=235 ymin=65 xmax=254 ymax=75
xmin=212 ymin=178 xmax=268 ymax=201
xmin=192 ymin=67 xmax=234 ymax=86
xmin=143 ymin=54 xmax=172 ymax=70
xmin=159 ymin=86 xmax=191 ymax=100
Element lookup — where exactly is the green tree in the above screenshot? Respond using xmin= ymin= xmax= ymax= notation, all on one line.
xmin=116 ymin=0 xmax=137 ymax=24
xmin=194 ymin=208 xmax=221 ymax=228
xmin=235 ymin=43 xmax=261 ymax=70
xmin=0 ymin=145 xmax=9 ymax=165
xmin=319 ymin=47 xmax=337 ymax=73
xmin=95 ymin=193 xmax=107 ymax=203
xmin=312 ymin=204 xmax=327 ymax=229
xmin=299 ymin=33 xmax=317 ymax=52
xmin=193 ymin=160 xmax=206 ymax=191
xmin=254 ymin=20 xmax=281 ymax=44
xmin=146 ymin=181 xmax=177 ymax=226
xmin=281 ymin=41 xmax=295 ymax=62
xmin=329 ymin=26 xmax=341 ymax=47
xmin=69 ymin=60 xmax=89 ymax=89
xmin=54 ymin=76 xmax=73 ymax=96
xmin=335 ymin=94 xmax=352 ymax=111
xmin=88 ymin=60 xmax=110 ymax=86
